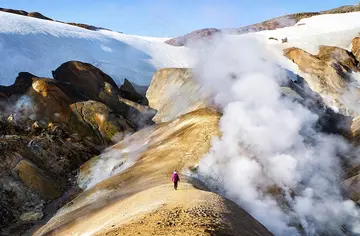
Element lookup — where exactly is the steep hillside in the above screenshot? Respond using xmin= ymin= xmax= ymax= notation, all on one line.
xmin=33 ymin=109 xmax=272 ymax=236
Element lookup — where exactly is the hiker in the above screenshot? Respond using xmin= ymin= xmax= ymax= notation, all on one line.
xmin=172 ymin=170 xmax=180 ymax=190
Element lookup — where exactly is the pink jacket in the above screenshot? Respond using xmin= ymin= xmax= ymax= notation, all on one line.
xmin=172 ymin=172 xmax=180 ymax=182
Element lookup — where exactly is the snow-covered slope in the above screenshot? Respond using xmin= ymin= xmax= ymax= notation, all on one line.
xmin=244 ymin=12 xmax=360 ymax=72
xmin=0 ymin=11 xmax=192 ymax=86
xmin=2 ymin=10 xmax=360 ymax=87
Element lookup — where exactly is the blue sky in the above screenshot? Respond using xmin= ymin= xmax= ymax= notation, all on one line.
xmin=1 ymin=0 xmax=359 ymax=37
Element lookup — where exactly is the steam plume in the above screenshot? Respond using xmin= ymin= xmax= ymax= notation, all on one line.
xmin=194 ymin=35 xmax=360 ymax=235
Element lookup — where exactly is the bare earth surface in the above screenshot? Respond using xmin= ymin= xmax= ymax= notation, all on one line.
xmin=33 ymin=109 xmax=272 ymax=236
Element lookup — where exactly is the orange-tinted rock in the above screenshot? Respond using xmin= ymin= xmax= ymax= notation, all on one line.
xmin=14 ymin=160 xmax=62 ymax=200
xmin=284 ymin=46 xmax=359 ymax=116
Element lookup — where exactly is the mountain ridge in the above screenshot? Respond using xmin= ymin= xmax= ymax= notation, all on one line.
xmin=165 ymin=3 xmax=360 ymax=46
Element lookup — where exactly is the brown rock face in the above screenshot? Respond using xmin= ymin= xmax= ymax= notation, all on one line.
xmin=52 ymin=61 xmax=118 ymax=99
xmin=284 ymin=46 xmax=359 ymax=116
xmin=0 ymin=61 xmax=157 ymax=143
xmin=53 ymin=61 xmax=155 ymax=129
xmin=146 ymin=68 xmax=211 ymax=123
xmin=0 ymin=71 xmax=134 ymax=144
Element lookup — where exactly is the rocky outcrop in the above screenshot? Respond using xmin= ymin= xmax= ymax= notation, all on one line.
xmin=0 ymin=72 xmax=134 ymax=144
xmin=53 ymin=61 xmax=155 ymax=129
xmin=34 ymin=108 xmax=272 ymax=236
xmin=0 ymin=61 xmax=156 ymax=143
xmin=70 ymin=101 xmax=132 ymax=144
xmin=0 ymin=61 xmax=156 ymax=235
xmin=146 ymin=68 xmax=210 ymax=123
xmin=284 ymin=45 xmax=360 ymax=116
xmin=52 ymin=61 xmax=119 ymax=100
xmin=283 ymin=44 xmax=360 ymax=142
xmin=0 ymin=121 xmax=100 ymax=235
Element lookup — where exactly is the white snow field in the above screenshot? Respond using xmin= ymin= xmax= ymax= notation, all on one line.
xmin=1 ymin=10 xmax=360 ymax=87
xmin=0 ymin=11 xmax=192 ymax=86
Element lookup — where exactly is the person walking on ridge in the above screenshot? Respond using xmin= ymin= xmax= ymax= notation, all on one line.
xmin=172 ymin=170 xmax=180 ymax=190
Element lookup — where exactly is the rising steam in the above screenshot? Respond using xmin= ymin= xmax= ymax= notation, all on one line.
xmin=193 ymin=35 xmax=360 ymax=235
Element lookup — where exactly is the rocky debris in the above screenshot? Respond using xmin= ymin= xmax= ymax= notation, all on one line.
xmin=284 ymin=45 xmax=360 ymax=116
xmin=0 ymin=120 xmax=100 ymax=235
xmin=146 ymin=68 xmax=211 ymax=123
